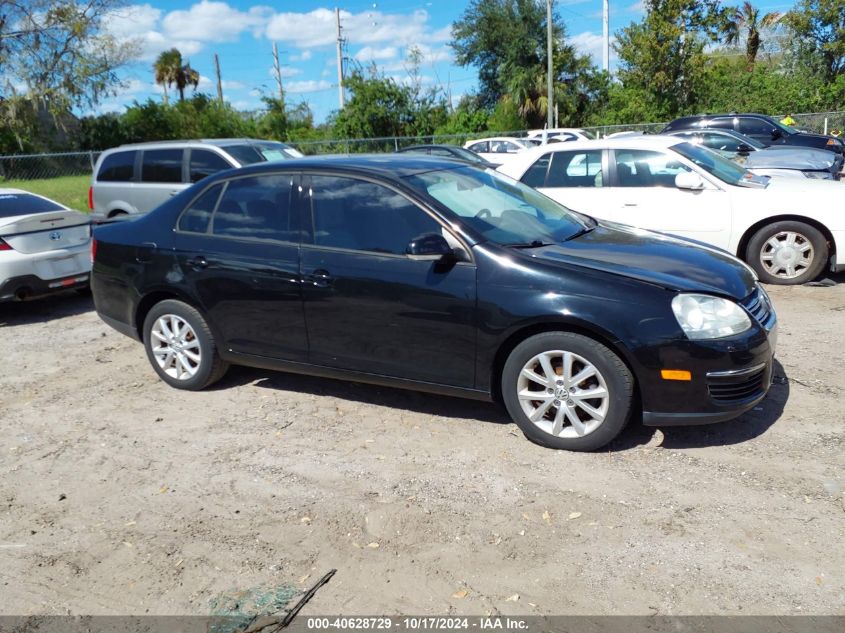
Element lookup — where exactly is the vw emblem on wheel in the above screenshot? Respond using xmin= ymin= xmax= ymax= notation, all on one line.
xmin=49 ymin=231 xmax=62 ymax=241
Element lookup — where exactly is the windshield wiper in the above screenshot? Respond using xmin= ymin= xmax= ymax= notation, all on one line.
xmin=505 ymin=240 xmax=553 ymax=248
xmin=564 ymin=225 xmax=596 ymax=241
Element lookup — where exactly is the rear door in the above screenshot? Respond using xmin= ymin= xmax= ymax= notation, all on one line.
xmin=521 ymin=149 xmax=614 ymax=217
xmin=135 ymin=148 xmax=189 ymax=214
xmin=173 ymin=172 xmax=308 ymax=360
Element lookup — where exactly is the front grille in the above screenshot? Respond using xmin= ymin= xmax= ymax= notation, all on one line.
xmin=707 ymin=364 xmax=767 ymax=404
xmin=741 ymin=286 xmax=773 ymax=326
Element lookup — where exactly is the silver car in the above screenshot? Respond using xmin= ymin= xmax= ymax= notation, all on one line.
xmin=89 ymin=139 xmax=304 ymax=220
xmin=0 ymin=189 xmax=91 ymax=302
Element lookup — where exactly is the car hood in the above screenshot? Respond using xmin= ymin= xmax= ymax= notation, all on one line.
xmin=747 ymin=147 xmax=837 ymax=169
xmin=523 ymin=222 xmax=756 ymax=299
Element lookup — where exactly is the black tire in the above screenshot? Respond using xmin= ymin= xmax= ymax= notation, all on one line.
xmin=501 ymin=332 xmax=633 ymax=451
xmin=745 ymin=221 xmax=828 ymax=285
xmin=142 ymin=299 xmax=228 ymax=390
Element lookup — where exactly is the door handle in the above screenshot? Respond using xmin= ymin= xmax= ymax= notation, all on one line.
xmin=186 ymin=256 xmax=208 ymax=270
xmin=623 ymin=203 xmax=638 ymax=207
xmin=308 ymin=269 xmax=333 ymax=287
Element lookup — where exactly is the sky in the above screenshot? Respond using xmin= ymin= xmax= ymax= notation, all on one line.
xmin=95 ymin=0 xmax=790 ymax=123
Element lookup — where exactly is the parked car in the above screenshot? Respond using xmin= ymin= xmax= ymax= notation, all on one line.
xmin=91 ymin=155 xmax=777 ymax=452
xmin=497 ymin=136 xmax=845 ymax=285
xmin=662 ymin=114 xmax=845 ymax=154
xmin=0 ymin=189 xmax=91 ymax=301
xmin=463 ymin=137 xmax=535 ymax=164
xmin=89 ymin=139 xmax=304 ymax=221
xmin=526 ymin=128 xmax=593 ymax=142
xmin=665 ymin=129 xmax=844 ymax=180
xmin=396 ymin=144 xmax=498 ymax=169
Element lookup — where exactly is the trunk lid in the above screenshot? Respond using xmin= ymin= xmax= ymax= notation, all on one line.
xmin=0 ymin=211 xmax=91 ymax=254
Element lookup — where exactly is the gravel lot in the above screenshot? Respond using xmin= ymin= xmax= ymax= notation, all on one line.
xmin=1 ymin=279 xmax=843 ymax=617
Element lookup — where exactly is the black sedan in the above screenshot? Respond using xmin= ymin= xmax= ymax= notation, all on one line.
xmin=91 ymin=156 xmax=778 ymax=451
xmin=396 ymin=144 xmax=499 ymax=168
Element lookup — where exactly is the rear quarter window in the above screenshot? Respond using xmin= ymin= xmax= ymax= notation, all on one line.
xmin=97 ymin=151 xmax=137 ymax=182
xmin=0 ymin=193 xmax=64 ymax=218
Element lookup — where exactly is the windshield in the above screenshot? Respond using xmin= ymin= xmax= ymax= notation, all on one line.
xmin=224 ymin=142 xmax=301 ymax=165
xmin=773 ymin=120 xmax=798 ymax=135
xmin=451 ymin=146 xmax=487 ymax=163
xmin=404 ymin=166 xmax=591 ymax=246
xmin=671 ymin=142 xmax=765 ymax=187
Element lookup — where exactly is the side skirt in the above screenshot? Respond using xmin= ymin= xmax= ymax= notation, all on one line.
xmin=222 ymin=350 xmax=493 ymax=403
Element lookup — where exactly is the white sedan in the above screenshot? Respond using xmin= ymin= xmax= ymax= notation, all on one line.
xmin=0 ymin=189 xmax=91 ymax=301
xmin=497 ymin=136 xmax=845 ymax=285
xmin=463 ymin=137 xmax=537 ymax=164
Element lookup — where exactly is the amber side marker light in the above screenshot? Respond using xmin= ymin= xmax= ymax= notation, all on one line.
xmin=661 ymin=369 xmax=692 ymax=381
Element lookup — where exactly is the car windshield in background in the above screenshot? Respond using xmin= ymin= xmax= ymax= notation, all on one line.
xmin=223 ymin=143 xmax=301 ymax=165
xmin=0 ymin=193 xmax=64 ymax=218
xmin=405 ymin=166 xmax=590 ymax=246
xmin=774 ymin=120 xmax=798 ymax=135
xmin=672 ymin=142 xmax=765 ymax=187
xmin=452 ymin=147 xmax=488 ymax=163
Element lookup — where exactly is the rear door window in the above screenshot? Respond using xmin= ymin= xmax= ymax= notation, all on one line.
xmin=211 ymin=174 xmax=296 ymax=242
xmin=546 ymin=150 xmax=603 ymax=187
xmin=701 ymin=133 xmax=742 ymax=153
xmin=141 ymin=149 xmax=184 ymax=183
xmin=97 ymin=151 xmax=136 ymax=182
xmin=520 ymin=154 xmax=552 ymax=187
xmin=708 ymin=118 xmax=736 ymax=130
xmin=189 ymin=150 xmax=232 ymax=183
xmin=178 ymin=184 xmax=224 ymax=233
xmin=468 ymin=141 xmax=488 ymax=153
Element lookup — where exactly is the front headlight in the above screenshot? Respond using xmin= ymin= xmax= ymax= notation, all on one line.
xmin=671 ymin=294 xmax=752 ymax=340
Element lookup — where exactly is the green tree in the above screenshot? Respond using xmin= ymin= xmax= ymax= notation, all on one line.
xmin=721 ymin=2 xmax=782 ymax=68
xmin=614 ymin=0 xmax=728 ymax=120
xmin=784 ymin=0 xmax=845 ymax=81
xmin=451 ymin=0 xmax=599 ymax=127
xmin=0 ymin=0 xmax=138 ymax=113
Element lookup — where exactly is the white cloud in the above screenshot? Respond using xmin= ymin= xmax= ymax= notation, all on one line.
xmin=162 ymin=1 xmax=271 ymax=43
xmin=198 ymin=75 xmax=245 ymax=90
xmin=290 ymin=50 xmax=313 ymax=62
xmin=570 ymin=31 xmax=614 ymax=65
xmin=354 ymin=46 xmax=398 ymax=62
xmin=286 ymin=79 xmax=332 ymax=93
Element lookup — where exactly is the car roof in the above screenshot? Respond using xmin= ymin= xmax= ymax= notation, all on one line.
xmin=201 ymin=154 xmax=474 ymax=181
xmin=518 ymin=135 xmax=684 ymax=151
xmin=107 ymin=138 xmax=292 ymax=151
xmin=467 ymin=137 xmax=528 ymax=143
xmin=399 ymin=144 xmax=459 ymax=151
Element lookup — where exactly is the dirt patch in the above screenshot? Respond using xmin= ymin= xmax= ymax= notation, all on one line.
xmin=1 ymin=279 xmax=843 ymax=616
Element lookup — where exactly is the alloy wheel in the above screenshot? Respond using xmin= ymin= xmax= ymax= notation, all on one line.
xmin=150 ymin=314 xmax=201 ymax=380
xmin=516 ymin=350 xmax=610 ymax=438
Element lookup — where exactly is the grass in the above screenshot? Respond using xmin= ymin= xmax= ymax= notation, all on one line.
xmin=3 ymin=174 xmax=91 ymax=212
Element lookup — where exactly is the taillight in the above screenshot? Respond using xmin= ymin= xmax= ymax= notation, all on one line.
xmin=90 ymin=237 xmax=97 ymax=262
xmin=88 ymin=186 xmax=94 ymax=210
xmin=0 ymin=238 xmax=12 ymax=251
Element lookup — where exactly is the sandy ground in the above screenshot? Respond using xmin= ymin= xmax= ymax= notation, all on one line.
xmin=0 ymin=279 xmax=843 ymax=618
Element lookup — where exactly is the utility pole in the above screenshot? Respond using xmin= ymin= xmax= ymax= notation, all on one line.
xmin=602 ymin=0 xmax=610 ymax=72
xmin=272 ymin=42 xmax=285 ymax=104
xmin=335 ymin=7 xmax=345 ymax=108
xmin=546 ymin=0 xmax=553 ymax=130
xmin=214 ymin=53 xmax=224 ymax=103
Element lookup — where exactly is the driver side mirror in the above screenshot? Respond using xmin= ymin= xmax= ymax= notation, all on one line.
xmin=675 ymin=172 xmax=705 ymax=191
xmin=406 ymin=233 xmax=458 ymax=261
xmin=737 ymin=143 xmax=753 ymax=154
xmin=771 ymin=128 xmax=783 ymax=140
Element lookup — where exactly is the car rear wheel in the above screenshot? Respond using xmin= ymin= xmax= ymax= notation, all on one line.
xmin=746 ymin=221 xmax=828 ymax=285
xmin=143 ymin=299 xmax=228 ymax=390
xmin=501 ymin=332 xmax=633 ymax=451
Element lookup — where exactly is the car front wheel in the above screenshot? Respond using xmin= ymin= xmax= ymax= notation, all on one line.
xmin=142 ymin=299 xmax=228 ymax=390
xmin=501 ymin=332 xmax=633 ymax=451
xmin=746 ymin=221 xmax=828 ymax=285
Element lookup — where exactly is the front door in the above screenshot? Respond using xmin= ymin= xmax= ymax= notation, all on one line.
xmin=173 ymin=173 xmax=308 ymax=360
xmin=602 ymin=148 xmax=733 ymax=250
xmin=299 ymin=174 xmax=478 ymax=387
xmin=533 ymin=148 xmax=616 ymax=217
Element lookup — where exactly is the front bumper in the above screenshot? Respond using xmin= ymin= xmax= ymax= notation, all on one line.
xmin=640 ymin=288 xmax=777 ymax=427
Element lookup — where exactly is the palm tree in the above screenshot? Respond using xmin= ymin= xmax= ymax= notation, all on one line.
xmin=153 ymin=49 xmax=181 ymax=104
xmin=722 ymin=2 xmax=782 ymax=68
xmin=153 ymin=48 xmax=200 ymax=103
xmin=174 ymin=61 xmax=200 ymax=102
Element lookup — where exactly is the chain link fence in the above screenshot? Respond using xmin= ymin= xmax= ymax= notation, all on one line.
xmin=3 ymin=111 xmax=844 ymax=184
